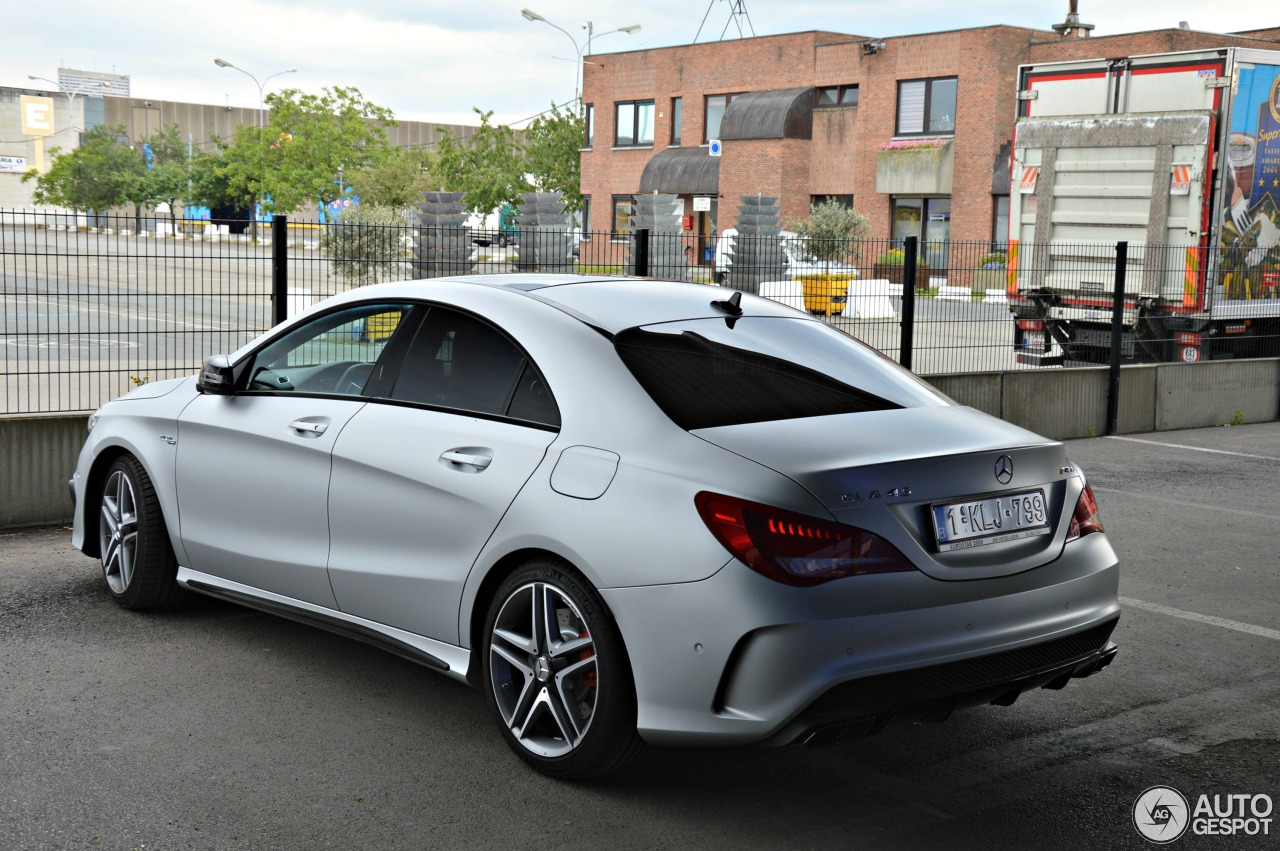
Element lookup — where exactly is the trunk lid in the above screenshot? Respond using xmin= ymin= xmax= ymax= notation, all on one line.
xmin=693 ymin=406 xmax=1082 ymax=580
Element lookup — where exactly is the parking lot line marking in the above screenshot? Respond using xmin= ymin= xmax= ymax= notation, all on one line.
xmin=1105 ymin=435 xmax=1279 ymax=461
xmin=1120 ymin=596 xmax=1280 ymax=641
xmin=1091 ymin=486 xmax=1280 ymax=522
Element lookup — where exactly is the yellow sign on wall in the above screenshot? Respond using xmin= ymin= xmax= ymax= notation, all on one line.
xmin=20 ymin=96 xmax=55 ymax=136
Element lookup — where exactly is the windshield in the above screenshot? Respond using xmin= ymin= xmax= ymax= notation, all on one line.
xmin=615 ymin=317 xmax=947 ymax=430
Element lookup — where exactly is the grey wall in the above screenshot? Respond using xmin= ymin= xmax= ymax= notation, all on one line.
xmin=3 ymin=359 xmax=1278 ymax=529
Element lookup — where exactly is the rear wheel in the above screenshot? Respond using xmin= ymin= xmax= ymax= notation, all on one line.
xmin=482 ymin=558 xmax=643 ymax=779
xmin=98 ymin=455 xmax=182 ymax=610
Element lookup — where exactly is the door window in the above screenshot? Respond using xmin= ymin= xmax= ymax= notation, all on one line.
xmin=389 ymin=306 xmax=560 ymax=426
xmin=245 ymin=303 xmax=412 ymax=395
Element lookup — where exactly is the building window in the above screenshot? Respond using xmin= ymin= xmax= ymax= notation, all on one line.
xmin=892 ymin=197 xmax=952 ymax=268
xmin=704 ymin=93 xmax=741 ymax=143
xmin=580 ymin=195 xmax=591 ymax=241
xmin=810 ymin=194 xmax=853 ymax=209
xmin=584 ymin=103 xmax=595 ymax=148
xmin=615 ymin=100 xmax=654 ymax=147
xmin=611 ymin=196 xmax=632 ymax=239
xmin=896 ymin=78 xmax=957 ymax=136
xmin=815 ymin=85 xmax=859 ymax=108
xmin=671 ymin=97 xmax=682 ymax=146
xmin=991 ymin=195 xmax=1009 ymax=247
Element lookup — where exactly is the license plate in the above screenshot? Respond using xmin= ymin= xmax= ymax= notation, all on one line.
xmin=1022 ymin=330 xmax=1045 ymax=351
xmin=932 ymin=489 xmax=1050 ymax=551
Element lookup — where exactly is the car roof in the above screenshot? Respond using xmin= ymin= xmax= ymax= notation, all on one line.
xmin=353 ymin=274 xmax=811 ymax=335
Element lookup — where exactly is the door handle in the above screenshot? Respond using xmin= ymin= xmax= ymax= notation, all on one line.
xmin=289 ymin=419 xmax=328 ymax=435
xmin=440 ymin=450 xmax=492 ymax=470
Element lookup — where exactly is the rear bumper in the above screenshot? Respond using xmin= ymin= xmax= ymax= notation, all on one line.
xmin=603 ymin=532 xmax=1120 ymax=747
xmin=768 ymin=618 xmax=1118 ymax=746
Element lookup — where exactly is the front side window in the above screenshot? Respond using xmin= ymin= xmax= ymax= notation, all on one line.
xmin=671 ymin=97 xmax=683 ymax=146
xmin=246 ymin=303 xmax=411 ymax=395
xmin=390 ymin=306 xmax=559 ymax=426
xmin=896 ymin=78 xmax=957 ymax=136
xmin=616 ymin=318 xmax=945 ymax=430
xmin=615 ymin=100 xmax=655 ymax=146
xmin=612 ymin=196 xmax=632 ymax=238
xmin=583 ymin=103 xmax=595 ymax=148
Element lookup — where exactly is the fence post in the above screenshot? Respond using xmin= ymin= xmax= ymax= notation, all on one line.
xmin=1105 ymin=240 xmax=1129 ymax=436
xmin=899 ymin=236 xmax=918 ymax=370
xmin=634 ymin=228 xmax=650 ymax=277
xmin=272 ymin=215 xmax=288 ymax=327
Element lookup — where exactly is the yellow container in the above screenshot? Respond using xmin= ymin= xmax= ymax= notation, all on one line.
xmin=796 ymin=274 xmax=853 ymax=315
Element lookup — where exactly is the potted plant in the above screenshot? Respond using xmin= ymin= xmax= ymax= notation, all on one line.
xmin=974 ymin=251 xmax=1007 ymax=293
xmin=872 ymin=247 xmax=929 ymax=289
xmin=789 ymin=200 xmax=869 ymax=314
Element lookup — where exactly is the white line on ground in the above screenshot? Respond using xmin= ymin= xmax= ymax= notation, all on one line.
xmin=1120 ymin=596 xmax=1280 ymax=641
xmin=1090 ymin=486 xmax=1280 ymax=522
xmin=1105 ymin=435 xmax=1280 ymax=461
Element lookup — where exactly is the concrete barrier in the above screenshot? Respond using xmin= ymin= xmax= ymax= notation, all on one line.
xmin=758 ymin=279 xmax=805 ymax=311
xmin=3 ymin=359 xmax=1277 ymax=529
xmin=844 ymin=279 xmax=895 ymax=319
xmin=937 ymin=284 xmax=971 ymax=301
xmin=0 ymin=414 xmax=89 ymax=529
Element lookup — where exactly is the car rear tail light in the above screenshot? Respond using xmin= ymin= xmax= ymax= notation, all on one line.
xmin=695 ymin=492 xmax=917 ymax=587
xmin=1066 ymin=483 xmax=1104 ymax=542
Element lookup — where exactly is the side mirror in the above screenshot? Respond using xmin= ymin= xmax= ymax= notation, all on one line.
xmin=197 ymin=354 xmax=235 ymax=395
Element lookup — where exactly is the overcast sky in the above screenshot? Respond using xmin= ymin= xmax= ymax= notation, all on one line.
xmin=4 ymin=1 xmax=1276 ymax=127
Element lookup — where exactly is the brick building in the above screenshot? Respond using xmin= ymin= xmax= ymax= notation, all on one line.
xmin=578 ymin=13 xmax=1280 ymax=267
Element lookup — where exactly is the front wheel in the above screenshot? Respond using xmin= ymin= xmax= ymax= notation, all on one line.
xmin=482 ymin=558 xmax=643 ymax=779
xmin=97 ymin=455 xmax=182 ymax=610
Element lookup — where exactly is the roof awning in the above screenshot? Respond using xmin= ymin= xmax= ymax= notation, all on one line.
xmin=638 ymin=147 xmax=721 ymax=195
xmin=721 ymin=87 xmax=813 ymax=141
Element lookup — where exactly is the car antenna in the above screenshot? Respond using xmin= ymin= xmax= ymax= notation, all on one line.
xmin=710 ymin=290 xmax=744 ymax=317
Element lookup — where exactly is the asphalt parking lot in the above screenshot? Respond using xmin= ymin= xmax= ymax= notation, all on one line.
xmin=2 ymin=422 xmax=1278 ymax=850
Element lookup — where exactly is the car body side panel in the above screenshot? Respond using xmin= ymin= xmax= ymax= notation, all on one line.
xmin=70 ymin=377 xmax=196 ymax=563
xmin=175 ymin=393 xmax=366 ymax=608
xmin=326 ymin=403 xmax=556 ymax=643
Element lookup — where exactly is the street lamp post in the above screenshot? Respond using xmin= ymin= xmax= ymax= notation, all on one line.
xmin=27 ymin=75 xmax=110 ymax=106
xmin=520 ymin=9 xmax=639 ymax=112
xmin=212 ymin=59 xmax=298 ymax=128
xmin=213 ymin=59 xmax=298 ymax=238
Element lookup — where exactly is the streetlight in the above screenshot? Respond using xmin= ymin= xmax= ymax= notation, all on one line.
xmin=520 ymin=9 xmax=639 ymax=110
xmin=27 ymin=75 xmax=110 ymax=105
xmin=214 ymin=59 xmax=296 ymax=238
xmin=213 ymin=58 xmax=298 ymax=128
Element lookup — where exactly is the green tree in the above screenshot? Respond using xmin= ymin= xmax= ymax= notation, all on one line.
xmin=125 ymin=124 xmax=191 ymax=232
xmin=347 ymin=146 xmax=437 ymax=212
xmin=523 ymin=103 xmax=585 ymax=214
xmin=790 ymin=200 xmax=872 ymax=267
xmin=188 ymin=142 xmax=235 ymax=212
xmin=319 ymin=205 xmax=412 ymax=285
xmin=22 ymin=124 xmax=142 ymax=216
xmin=432 ymin=108 xmax=531 ymax=215
xmin=220 ymin=86 xmax=396 ymax=222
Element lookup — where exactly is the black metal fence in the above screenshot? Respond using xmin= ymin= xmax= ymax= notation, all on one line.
xmin=3 ymin=209 xmax=1278 ymax=420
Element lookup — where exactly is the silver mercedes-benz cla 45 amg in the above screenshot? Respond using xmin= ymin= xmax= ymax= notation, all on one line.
xmin=70 ymin=275 xmax=1119 ymax=779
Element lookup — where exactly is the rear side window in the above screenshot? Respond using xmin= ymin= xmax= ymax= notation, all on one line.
xmin=615 ymin=318 xmax=944 ymax=430
xmin=389 ymin=306 xmax=560 ymax=427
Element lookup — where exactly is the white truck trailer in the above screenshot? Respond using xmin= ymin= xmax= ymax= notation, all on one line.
xmin=1007 ymin=47 xmax=1280 ymax=365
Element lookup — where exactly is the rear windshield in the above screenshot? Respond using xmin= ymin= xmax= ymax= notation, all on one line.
xmin=615 ymin=317 xmax=946 ymax=430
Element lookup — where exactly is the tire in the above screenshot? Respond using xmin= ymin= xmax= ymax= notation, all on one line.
xmin=97 ymin=455 xmax=182 ymax=610
xmin=482 ymin=557 xmax=643 ymax=779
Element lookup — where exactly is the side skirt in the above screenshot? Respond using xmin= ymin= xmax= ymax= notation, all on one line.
xmin=177 ymin=567 xmax=472 ymax=683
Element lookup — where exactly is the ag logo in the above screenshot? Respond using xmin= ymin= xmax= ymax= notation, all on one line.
xmin=1134 ymin=786 xmax=1190 ymax=843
